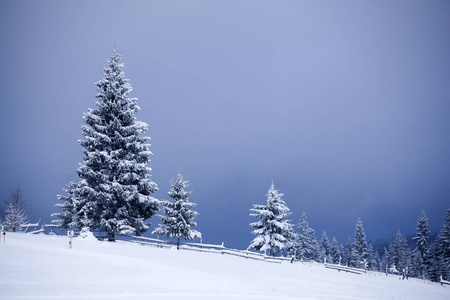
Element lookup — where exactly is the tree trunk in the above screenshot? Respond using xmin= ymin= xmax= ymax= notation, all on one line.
xmin=108 ymin=231 xmax=115 ymax=242
xmin=177 ymin=237 xmax=180 ymax=250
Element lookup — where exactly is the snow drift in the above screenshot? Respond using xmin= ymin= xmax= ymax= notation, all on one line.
xmin=0 ymin=233 xmax=448 ymax=300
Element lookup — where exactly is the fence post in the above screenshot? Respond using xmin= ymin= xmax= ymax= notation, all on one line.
xmin=68 ymin=230 xmax=74 ymax=249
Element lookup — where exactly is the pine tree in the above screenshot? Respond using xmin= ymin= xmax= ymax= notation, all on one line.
xmin=319 ymin=230 xmax=332 ymax=263
xmin=408 ymin=209 xmax=431 ymax=279
xmin=343 ymin=238 xmax=353 ymax=266
xmin=427 ymin=240 xmax=441 ymax=282
xmin=351 ymin=218 xmax=368 ymax=268
xmin=388 ymin=231 xmax=411 ymax=275
xmin=330 ymin=236 xmax=340 ymax=264
xmin=440 ymin=209 xmax=450 ymax=278
xmin=152 ymin=174 xmax=201 ymax=249
xmin=413 ymin=209 xmax=430 ymax=262
xmin=367 ymin=243 xmax=380 ymax=271
xmin=75 ymin=49 xmax=159 ymax=241
xmin=4 ymin=204 xmax=26 ymax=232
xmin=1 ymin=189 xmax=28 ymax=232
xmin=381 ymin=247 xmax=390 ymax=273
xmin=293 ymin=212 xmax=319 ymax=261
xmin=52 ymin=179 xmax=80 ymax=229
xmin=410 ymin=249 xmax=426 ymax=279
xmin=339 ymin=244 xmax=346 ymax=264
xmin=248 ymin=183 xmax=294 ymax=256
xmin=434 ymin=209 xmax=450 ymax=281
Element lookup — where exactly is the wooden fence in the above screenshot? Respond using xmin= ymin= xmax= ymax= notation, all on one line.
xmin=116 ymin=235 xmax=292 ymax=264
xmin=324 ymin=263 xmax=366 ymax=275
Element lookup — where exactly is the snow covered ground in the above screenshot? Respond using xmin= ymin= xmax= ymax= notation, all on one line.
xmin=0 ymin=233 xmax=448 ymax=300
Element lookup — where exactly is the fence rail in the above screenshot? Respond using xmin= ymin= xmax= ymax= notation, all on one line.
xmin=117 ymin=235 xmax=292 ymax=264
xmin=440 ymin=276 xmax=450 ymax=286
xmin=324 ymin=263 xmax=366 ymax=275
xmin=17 ymin=224 xmax=362 ymax=269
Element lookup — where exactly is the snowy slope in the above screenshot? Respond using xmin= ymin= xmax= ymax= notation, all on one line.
xmin=0 ymin=233 xmax=448 ymax=300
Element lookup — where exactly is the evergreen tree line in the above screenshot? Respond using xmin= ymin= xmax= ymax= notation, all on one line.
xmin=248 ymin=183 xmax=450 ymax=282
xmin=39 ymin=49 xmax=448 ymax=283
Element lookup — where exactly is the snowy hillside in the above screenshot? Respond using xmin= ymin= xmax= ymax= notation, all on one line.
xmin=1 ymin=233 xmax=448 ymax=300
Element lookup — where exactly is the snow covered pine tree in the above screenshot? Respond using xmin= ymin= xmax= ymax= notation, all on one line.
xmin=75 ymin=49 xmax=159 ymax=241
xmin=1 ymin=189 xmax=28 ymax=232
xmin=152 ymin=174 xmax=201 ymax=249
xmin=330 ymin=236 xmax=341 ymax=264
xmin=430 ymin=209 xmax=450 ymax=281
xmin=411 ymin=209 xmax=430 ymax=278
xmin=248 ymin=183 xmax=294 ymax=257
xmin=52 ymin=179 xmax=80 ymax=229
xmin=320 ymin=230 xmax=332 ymax=263
xmin=441 ymin=209 xmax=450 ymax=280
xmin=351 ymin=218 xmax=369 ymax=268
xmin=294 ymin=212 xmax=319 ymax=261
xmin=4 ymin=204 xmax=26 ymax=232
xmin=413 ymin=209 xmax=430 ymax=262
xmin=388 ymin=231 xmax=411 ymax=277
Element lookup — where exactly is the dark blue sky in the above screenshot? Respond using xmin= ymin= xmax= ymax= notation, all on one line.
xmin=1 ymin=1 xmax=449 ymax=249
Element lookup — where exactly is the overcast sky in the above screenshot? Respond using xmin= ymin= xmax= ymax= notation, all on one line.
xmin=1 ymin=1 xmax=449 ymax=249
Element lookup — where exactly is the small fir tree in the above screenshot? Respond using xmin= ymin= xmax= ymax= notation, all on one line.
xmin=367 ymin=243 xmax=380 ymax=271
xmin=351 ymin=218 xmax=368 ymax=268
xmin=52 ymin=179 xmax=80 ymax=229
xmin=294 ymin=212 xmax=319 ymax=261
xmin=439 ymin=209 xmax=450 ymax=279
xmin=427 ymin=240 xmax=441 ymax=282
xmin=4 ymin=204 xmax=26 ymax=232
xmin=381 ymin=247 xmax=390 ymax=273
xmin=388 ymin=231 xmax=411 ymax=275
xmin=430 ymin=209 xmax=450 ymax=281
xmin=152 ymin=174 xmax=201 ymax=249
xmin=339 ymin=244 xmax=346 ymax=264
xmin=75 ymin=49 xmax=159 ymax=240
xmin=410 ymin=249 xmax=426 ymax=279
xmin=320 ymin=230 xmax=332 ymax=263
xmin=248 ymin=183 xmax=294 ymax=256
xmin=413 ymin=209 xmax=430 ymax=262
xmin=330 ymin=236 xmax=340 ymax=264
xmin=343 ymin=238 xmax=353 ymax=266
xmin=1 ymin=189 xmax=28 ymax=232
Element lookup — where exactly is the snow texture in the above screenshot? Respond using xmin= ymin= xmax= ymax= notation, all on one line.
xmin=0 ymin=233 xmax=448 ymax=300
